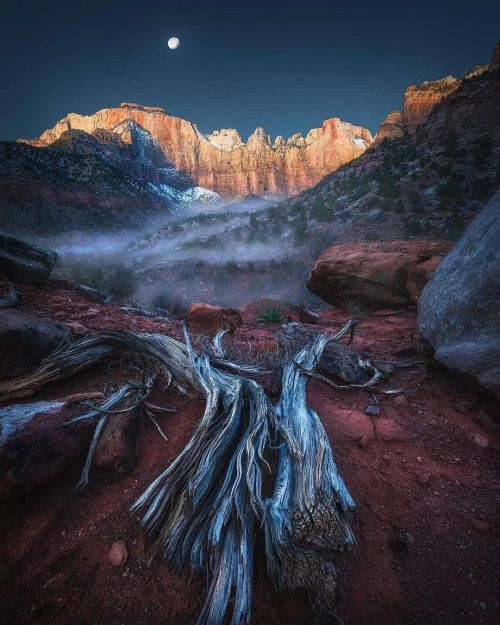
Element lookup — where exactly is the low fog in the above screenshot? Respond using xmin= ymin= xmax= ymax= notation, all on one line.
xmin=40 ymin=197 xmax=319 ymax=311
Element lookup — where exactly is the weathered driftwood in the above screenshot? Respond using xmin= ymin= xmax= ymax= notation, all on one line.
xmin=0 ymin=283 xmax=17 ymax=308
xmin=0 ymin=324 xmax=366 ymax=624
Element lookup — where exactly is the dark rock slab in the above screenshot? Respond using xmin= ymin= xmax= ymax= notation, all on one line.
xmin=418 ymin=191 xmax=500 ymax=398
xmin=0 ymin=234 xmax=57 ymax=284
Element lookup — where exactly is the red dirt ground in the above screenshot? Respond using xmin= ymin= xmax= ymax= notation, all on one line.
xmin=0 ymin=281 xmax=499 ymax=625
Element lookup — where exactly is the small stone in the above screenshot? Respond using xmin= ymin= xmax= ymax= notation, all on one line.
xmin=417 ymin=471 xmax=431 ymax=486
xmin=359 ymin=434 xmax=371 ymax=448
xmin=393 ymin=394 xmax=409 ymax=409
xmin=416 ymin=456 xmax=423 ymax=463
xmin=472 ymin=519 xmax=491 ymax=533
xmin=473 ymin=433 xmax=489 ymax=449
xmin=109 ymin=541 xmax=128 ymax=567
xmin=479 ymin=602 xmax=487 ymax=611
xmin=66 ymin=321 xmax=89 ymax=335
xmin=365 ymin=405 xmax=381 ymax=417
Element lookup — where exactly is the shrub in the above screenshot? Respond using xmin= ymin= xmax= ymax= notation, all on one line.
xmin=309 ymin=200 xmax=334 ymax=222
xmin=443 ymin=130 xmax=459 ymax=156
xmin=407 ymin=188 xmax=421 ymax=206
xmin=473 ymin=135 xmax=492 ymax=167
xmin=364 ymin=230 xmax=380 ymax=241
xmin=258 ymin=307 xmax=286 ymax=323
xmin=470 ymin=176 xmax=493 ymax=200
xmin=406 ymin=218 xmax=422 ymax=236
xmin=151 ymin=289 xmax=188 ymax=315
xmin=393 ymin=198 xmax=405 ymax=213
xmin=61 ymin=261 xmax=135 ymax=300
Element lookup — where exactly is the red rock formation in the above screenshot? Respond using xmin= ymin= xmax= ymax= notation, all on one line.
xmin=23 ymin=103 xmax=373 ymax=198
xmin=403 ymin=76 xmax=461 ymax=134
xmin=373 ymin=110 xmax=404 ymax=143
xmin=307 ymin=240 xmax=452 ymax=310
xmin=188 ymin=302 xmax=242 ymax=332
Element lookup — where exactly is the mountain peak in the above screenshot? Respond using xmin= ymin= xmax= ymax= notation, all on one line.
xmin=206 ymin=128 xmax=244 ymax=151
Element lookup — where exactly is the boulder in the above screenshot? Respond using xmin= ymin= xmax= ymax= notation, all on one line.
xmin=322 ymin=408 xmax=375 ymax=444
xmin=275 ymin=323 xmax=367 ymax=384
xmin=0 ymin=234 xmax=57 ymax=284
xmin=418 ymin=192 xmax=500 ymax=398
xmin=307 ymin=240 xmax=451 ymax=310
xmin=375 ymin=418 xmax=410 ymax=442
xmin=0 ymin=310 xmax=71 ymax=380
xmin=188 ymin=302 xmax=242 ymax=333
xmin=93 ymin=411 xmax=139 ymax=473
xmin=0 ymin=399 xmax=94 ymax=500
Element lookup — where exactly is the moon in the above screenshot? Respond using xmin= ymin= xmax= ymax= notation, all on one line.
xmin=168 ymin=37 xmax=180 ymax=50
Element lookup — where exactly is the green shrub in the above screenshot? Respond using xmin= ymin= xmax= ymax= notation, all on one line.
xmin=473 ymin=135 xmax=492 ymax=167
xmin=364 ymin=230 xmax=380 ymax=241
xmin=258 ymin=307 xmax=286 ymax=323
xmin=406 ymin=218 xmax=422 ymax=236
xmin=393 ymin=198 xmax=405 ymax=213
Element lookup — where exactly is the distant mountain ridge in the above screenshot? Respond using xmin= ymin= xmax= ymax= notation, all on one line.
xmin=21 ymin=104 xmax=373 ymax=198
xmin=0 ymin=120 xmax=221 ymax=234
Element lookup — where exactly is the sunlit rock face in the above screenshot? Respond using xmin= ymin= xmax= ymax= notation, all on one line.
xmin=402 ymin=76 xmax=461 ymax=134
xmin=374 ymin=62 xmax=491 ymax=140
xmin=373 ymin=110 xmax=404 ymax=144
xmin=23 ymin=103 xmax=373 ymax=198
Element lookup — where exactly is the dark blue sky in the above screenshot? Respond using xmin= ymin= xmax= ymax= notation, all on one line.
xmin=1 ymin=0 xmax=498 ymax=141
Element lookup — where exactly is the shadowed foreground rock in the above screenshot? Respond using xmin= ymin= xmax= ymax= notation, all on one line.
xmin=0 ymin=398 xmax=95 ymax=500
xmin=418 ymin=191 xmax=500 ymax=398
xmin=307 ymin=240 xmax=451 ymax=310
xmin=0 ymin=234 xmax=57 ymax=283
xmin=93 ymin=410 xmax=139 ymax=473
xmin=0 ymin=310 xmax=71 ymax=380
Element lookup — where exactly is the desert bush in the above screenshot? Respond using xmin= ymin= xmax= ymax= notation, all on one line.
xmin=151 ymin=288 xmax=188 ymax=316
xmin=473 ymin=135 xmax=492 ymax=167
xmin=364 ymin=230 xmax=380 ymax=241
xmin=406 ymin=218 xmax=422 ymax=236
xmin=407 ymin=188 xmax=421 ymax=206
xmin=61 ymin=261 xmax=135 ymax=300
xmin=309 ymin=200 xmax=334 ymax=222
xmin=470 ymin=176 xmax=494 ymax=200
xmin=393 ymin=198 xmax=405 ymax=213
xmin=258 ymin=307 xmax=287 ymax=324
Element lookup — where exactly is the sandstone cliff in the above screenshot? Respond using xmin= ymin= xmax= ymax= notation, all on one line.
xmin=23 ymin=104 xmax=373 ymax=198
xmin=375 ymin=60 xmax=492 ymax=140
xmin=373 ymin=110 xmax=404 ymax=144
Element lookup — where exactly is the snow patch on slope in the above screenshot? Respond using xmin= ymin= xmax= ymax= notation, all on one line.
xmin=150 ymin=183 xmax=221 ymax=206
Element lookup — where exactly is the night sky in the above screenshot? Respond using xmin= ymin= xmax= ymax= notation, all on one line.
xmin=1 ymin=0 xmax=498 ymax=142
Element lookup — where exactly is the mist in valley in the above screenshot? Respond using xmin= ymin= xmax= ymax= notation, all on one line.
xmin=42 ymin=196 xmax=322 ymax=313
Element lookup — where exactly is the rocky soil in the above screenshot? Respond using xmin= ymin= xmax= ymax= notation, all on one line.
xmin=0 ymin=280 xmax=498 ymax=625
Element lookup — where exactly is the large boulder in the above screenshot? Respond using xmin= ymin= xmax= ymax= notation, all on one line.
xmin=418 ymin=192 xmax=500 ymax=398
xmin=188 ymin=302 xmax=242 ymax=333
xmin=0 ymin=397 xmax=96 ymax=500
xmin=0 ymin=310 xmax=71 ymax=380
xmin=0 ymin=234 xmax=57 ymax=284
xmin=307 ymin=240 xmax=451 ymax=310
